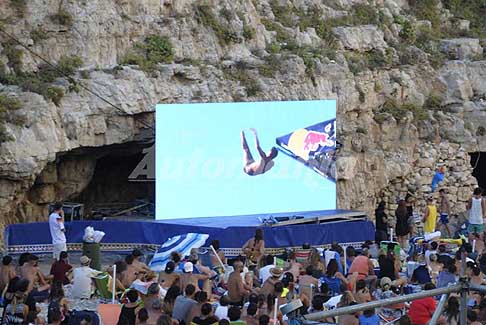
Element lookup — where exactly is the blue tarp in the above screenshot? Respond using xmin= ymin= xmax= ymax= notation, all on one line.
xmin=276 ymin=118 xmax=336 ymax=182
xmin=6 ymin=218 xmax=374 ymax=249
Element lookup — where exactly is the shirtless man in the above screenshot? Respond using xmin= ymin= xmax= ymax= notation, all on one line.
xmin=131 ymin=249 xmax=151 ymax=274
xmin=298 ymin=266 xmax=319 ymax=300
xmin=180 ymin=262 xmax=209 ymax=292
xmin=241 ymin=128 xmax=278 ymax=176
xmin=227 ymin=261 xmax=251 ymax=305
xmin=158 ymin=261 xmax=180 ymax=290
xmin=21 ymin=254 xmax=50 ymax=294
xmin=286 ymin=252 xmax=303 ymax=281
xmin=0 ymin=256 xmax=16 ymax=292
xmin=123 ymin=255 xmax=140 ymax=288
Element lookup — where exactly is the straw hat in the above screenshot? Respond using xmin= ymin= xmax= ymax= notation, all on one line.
xmin=270 ymin=267 xmax=283 ymax=278
xmin=80 ymin=256 xmax=91 ymax=265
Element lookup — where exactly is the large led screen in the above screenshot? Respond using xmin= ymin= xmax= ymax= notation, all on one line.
xmin=155 ymin=100 xmax=336 ymax=219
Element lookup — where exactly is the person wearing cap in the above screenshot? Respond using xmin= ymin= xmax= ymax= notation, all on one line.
xmin=260 ymin=267 xmax=282 ymax=297
xmin=49 ymin=202 xmax=67 ymax=261
xmin=227 ymin=261 xmax=251 ymax=305
xmin=71 ymin=256 xmax=101 ymax=299
xmin=158 ymin=261 xmax=180 ymax=291
xmin=180 ymin=262 xmax=209 ymax=293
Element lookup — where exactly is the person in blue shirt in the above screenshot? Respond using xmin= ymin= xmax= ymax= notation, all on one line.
xmin=359 ymin=308 xmax=380 ymax=325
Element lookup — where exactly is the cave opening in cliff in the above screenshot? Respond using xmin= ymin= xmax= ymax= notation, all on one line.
xmin=28 ymin=140 xmax=155 ymax=221
xmin=470 ymin=152 xmax=486 ymax=190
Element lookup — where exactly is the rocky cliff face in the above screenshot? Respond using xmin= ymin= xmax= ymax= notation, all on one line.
xmin=0 ymin=0 xmax=485 ymax=234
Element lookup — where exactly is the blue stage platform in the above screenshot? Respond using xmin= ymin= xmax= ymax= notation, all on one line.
xmin=5 ymin=210 xmax=375 ymax=255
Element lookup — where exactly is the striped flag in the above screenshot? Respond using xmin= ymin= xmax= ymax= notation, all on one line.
xmin=149 ymin=233 xmax=209 ymax=272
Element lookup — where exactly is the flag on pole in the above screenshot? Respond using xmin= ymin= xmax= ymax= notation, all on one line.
xmin=276 ymin=118 xmax=337 ymax=182
xmin=149 ymin=233 xmax=209 ymax=272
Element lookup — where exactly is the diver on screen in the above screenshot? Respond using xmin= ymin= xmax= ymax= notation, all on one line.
xmin=241 ymin=128 xmax=278 ymax=176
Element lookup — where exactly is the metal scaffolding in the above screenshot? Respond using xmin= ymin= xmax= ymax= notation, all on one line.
xmin=303 ymin=250 xmax=484 ymax=325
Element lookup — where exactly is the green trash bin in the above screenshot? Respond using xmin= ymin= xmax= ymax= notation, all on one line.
xmin=82 ymin=242 xmax=101 ymax=270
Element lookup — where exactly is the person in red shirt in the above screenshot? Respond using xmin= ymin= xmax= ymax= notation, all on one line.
xmin=50 ymin=251 xmax=72 ymax=285
xmin=408 ymin=283 xmax=446 ymax=325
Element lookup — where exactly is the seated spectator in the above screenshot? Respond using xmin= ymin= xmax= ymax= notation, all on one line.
xmin=242 ymin=303 xmax=258 ymax=325
xmin=260 ymin=267 xmax=282 ymax=298
xmin=424 ymin=241 xmax=438 ymax=266
xmin=437 ymin=245 xmax=453 ymax=266
xmin=117 ymin=289 xmax=139 ymax=325
xmin=373 ymin=277 xmax=402 ymax=320
xmin=299 ymin=266 xmax=319 ymax=299
xmin=0 ymin=256 xmax=16 ymax=293
xmin=71 ymin=256 xmax=100 ymax=299
xmin=132 ymin=249 xmax=151 ymax=273
xmin=181 ymin=262 xmax=209 ymax=293
xmin=4 ymin=278 xmax=30 ymax=324
xmin=258 ymin=315 xmax=269 ymax=325
xmin=428 ymin=254 xmax=442 ymax=283
xmin=159 ymin=261 xmax=180 ymax=290
xmin=348 ymin=248 xmax=376 ymax=288
xmin=138 ymin=308 xmax=149 ymax=324
xmin=411 ymin=255 xmax=431 ymax=285
xmin=215 ymin=295 xmax=230 ymax=320
xmin=228 ymin=306 xmax=244 ymax=324
xmin=359 ymin=308 xmax=380 ymax=325
xmin=468 ymin=308 xmax=482 ymax=325
xmin=408 ymin=283 xmax=438 ymax=325
xmin=193 ymin=302 xmax=218 ymax=325
xmin=345 ymin=246 xmax=356 ymax=270
xmin=337 ymin=301 xmax=359 ymax=325
xmin=436 ymin=263 xmax=456 ymax=288
xmin=378 ymin=245 xmax=407 ymax=289
xmin=47 ymin=281 xmax=69 ymax=324
xmin=162 ymin=285 xmax=181 ymax=316
xmin=173 ymin=284 xmax=197 ymax=325
xmin=259 ymin=255 xmax=275 ymax=284
xmin=50 ymin=251 xmax=72 ymax=285
xmin=124 ymin=255 xmax=140 ymax=288
xmin=444 ymin=296 xmax=459 ymax=325
xmin=354 ymin=280 xmax=371 ymax=304
xmin=320 ymin=258 xmax=347 ymax=297
xmin=228 ymin=261 xmax=251 ymax=305
xmin=21 ymin=254 xmax=50 ymax=295
xmin=286 ymin=252 xmax=302 ymax=281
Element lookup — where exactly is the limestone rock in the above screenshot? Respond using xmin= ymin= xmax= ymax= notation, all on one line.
xmin=333 ymin=25 xmax=387 ymax=52
xmin=440 ymin=38 xmax=483 ymax=60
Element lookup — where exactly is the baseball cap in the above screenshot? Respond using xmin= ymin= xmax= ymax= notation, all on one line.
xmin=184 ymin=262 xmax=194 ymax=273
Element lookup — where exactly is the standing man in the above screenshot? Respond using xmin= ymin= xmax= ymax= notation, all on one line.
xmin=438 ymin=189 xmax=451 ymax=237
xmin=49 ymin=202 xmax=67 ymax=261
xmin=467 ymin=188 xmax=486 ymax=234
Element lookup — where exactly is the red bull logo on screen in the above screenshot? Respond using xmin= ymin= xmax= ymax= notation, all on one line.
xmin=303 ymin=131 xmax=329 ymax=151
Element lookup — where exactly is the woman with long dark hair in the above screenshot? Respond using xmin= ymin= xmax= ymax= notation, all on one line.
xmin=395 ymin=200 xmax=410 ymax=248
xmin=444 ymin=296 xmax=459 ymax=325
xmin=320 ymin=259 xmax=348 ymax=296
xmin=162 ymin=285 xmax=181 ymax=316
xmin=242 ymin=229 xmax=265 ymax=266
xmin=48 ymin=280 xmax=70 ymax=323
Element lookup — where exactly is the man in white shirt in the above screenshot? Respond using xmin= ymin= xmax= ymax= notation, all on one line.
xmin=49 ymin=202 xmax=66 ymax=260
xmin=258 ymin=255 xmax=275 ymax=284
xmin=71 ymin=256 xmax=100 ymax=299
